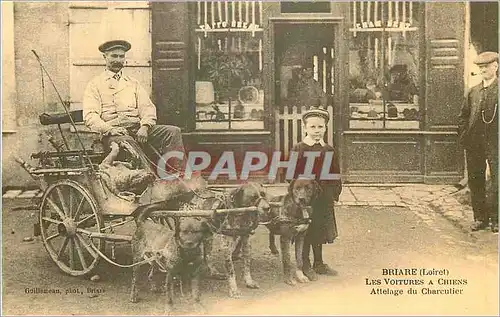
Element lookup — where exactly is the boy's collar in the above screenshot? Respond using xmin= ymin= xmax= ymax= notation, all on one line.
xmin=303 ymin=135 xmax=326 ymax=146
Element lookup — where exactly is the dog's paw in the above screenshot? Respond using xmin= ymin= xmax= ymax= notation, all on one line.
xmin=245 ymin=280 xmax=260 ymax=289
xmin=295 ymin=270 xmax=309 ymax=283
xmin=284 ymin=277 xmax=297 ymax=286
xmin=129 ymin=295 xmax=139 ymax=303
xmin=192 ymin=301 xmax=207 ymax=314
xmin=229 ymin=288 xmax=242 ymax=298
xmin=163 ymin=305 xmax=174 ymax=316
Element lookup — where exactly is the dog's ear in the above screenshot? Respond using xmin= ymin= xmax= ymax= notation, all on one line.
xmin=288 ymin=179 xmax=296 ymax=195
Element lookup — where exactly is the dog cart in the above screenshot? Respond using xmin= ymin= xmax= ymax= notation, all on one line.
xmin=16 ymin=107 xmax=262 ymax=278
xmin=15 ymin=51 xmax=267 ymax=279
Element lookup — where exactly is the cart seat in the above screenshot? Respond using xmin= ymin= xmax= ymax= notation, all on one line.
xmin=39 ymin=110 xmax=83 ymax=125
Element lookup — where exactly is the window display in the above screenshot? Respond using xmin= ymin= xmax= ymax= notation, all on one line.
xmin=348 ymin=1 xmax=421 ymax=129
xmin=194 ymin=1 xmax=264 ymax=130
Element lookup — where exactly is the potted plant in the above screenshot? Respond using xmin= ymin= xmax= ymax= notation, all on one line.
xmin=200 ymin=51 xmax=253 ymax=102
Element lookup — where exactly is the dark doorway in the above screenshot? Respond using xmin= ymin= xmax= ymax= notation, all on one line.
xmin=272 ymin=22 xmax=340 ymax=172
xmin=274 ymin=23 xmax=337 ymax=111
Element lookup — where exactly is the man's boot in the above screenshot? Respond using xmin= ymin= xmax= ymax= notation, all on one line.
xmin=491 ymin=222 xmax=499 ymax=233
xmin=470 ymin=220 xmax=489 ymax=231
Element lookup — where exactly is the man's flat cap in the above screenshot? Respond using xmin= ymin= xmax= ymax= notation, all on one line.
xmin=473 ymin=51 xmax=498 ymax=65
xmin=302 ymin=106 xmax=330 ymax=123
xmin=98 ymin=40 xmax=131 ymax=53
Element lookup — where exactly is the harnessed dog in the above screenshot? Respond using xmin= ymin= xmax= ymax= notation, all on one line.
xmin=186 ymin=182 xmax=271 ymax=298
xmin=129 ymin=205 xmax=210 ymax=313
xmin=264 ymin=179 xmax=321 ymax=285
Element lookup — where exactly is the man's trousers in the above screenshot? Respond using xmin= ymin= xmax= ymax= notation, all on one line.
xmin=465 ymin=143 xmax=498 ymax=224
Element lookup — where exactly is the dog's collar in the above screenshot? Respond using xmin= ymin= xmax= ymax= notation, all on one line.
xmin=261 ymin=194 xmax=312 ymax=227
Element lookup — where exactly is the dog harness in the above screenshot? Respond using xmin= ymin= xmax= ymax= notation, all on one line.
xmin=201 ymin=190 xmax=261 ymax=237
xmin=260 ymin=201 xmax=312 ymax=228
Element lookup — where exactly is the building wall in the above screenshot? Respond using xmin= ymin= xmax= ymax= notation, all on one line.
xmin=1 ymin=2 xmax=481 ymax=186
xmin=68 ymin=2 xmax=152 ymax=110
xmin=3 ymin=2 xmax=70 ymax=187
xmin=2 ymin=2 xmax=16 ymax=133
xmin=2 ymin=2 xmax=152 ymax=187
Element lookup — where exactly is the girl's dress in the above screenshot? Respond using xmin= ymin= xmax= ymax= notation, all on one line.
xmin=292 ymin=141 xmax=342 ymax=244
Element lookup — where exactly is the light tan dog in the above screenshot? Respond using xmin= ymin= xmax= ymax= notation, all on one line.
xmin=130 ymin=206 xmax=210 ymax=313
xmin=187 ymin=183 xmax=271 ymax=298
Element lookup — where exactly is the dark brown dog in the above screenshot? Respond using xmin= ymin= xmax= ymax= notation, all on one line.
xmin=188 ymin=182 xmax=271 ymax=298
xmin=130 ymin=206 xmax=210 ymax=313
xmin=265 ymin=179 xmax=321 ymax=285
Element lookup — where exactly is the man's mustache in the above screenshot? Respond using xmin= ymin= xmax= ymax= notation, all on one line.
xmin=111 ymin=62 xmax=123 ymax=67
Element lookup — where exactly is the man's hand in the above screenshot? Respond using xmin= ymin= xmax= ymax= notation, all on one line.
xmin=136 ymin=125 xmax=149 ymax=143
xmin=107 ymin=127 xmax=128 ymax=136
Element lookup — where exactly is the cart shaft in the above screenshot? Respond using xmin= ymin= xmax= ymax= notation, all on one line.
xmin=149 ymin=206 xmax=259 ymax=218
xmin=77 ymin=228 xmax=132 ymax=242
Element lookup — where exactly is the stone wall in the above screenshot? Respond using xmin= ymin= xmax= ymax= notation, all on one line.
xmin=2 ymin=2 xmax=70 ymax=187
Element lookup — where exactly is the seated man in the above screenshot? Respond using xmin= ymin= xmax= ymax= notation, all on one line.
xmin=83 ymin=40 xmax=184 ymax=174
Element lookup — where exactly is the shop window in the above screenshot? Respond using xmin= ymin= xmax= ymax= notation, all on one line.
xmin=194 ymin=1 xmax=264 ymax=130
xmin=281 ymin=2 xmax=331 ymax=13
xmin=348 ymin=1 xmax=422 ymax=130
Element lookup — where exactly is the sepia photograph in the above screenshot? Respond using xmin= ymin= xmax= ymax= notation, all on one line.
xmin=1 ymin=1 xmax=498 ymax=315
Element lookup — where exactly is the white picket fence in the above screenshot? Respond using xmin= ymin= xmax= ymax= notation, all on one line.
xmin=274 ymin=105 xmax=334 ymax=157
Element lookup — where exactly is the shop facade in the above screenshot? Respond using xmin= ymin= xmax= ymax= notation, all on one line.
xmin=150 ymin=1 xmax=466 ymax=183
xmin=3 ymin=1 xmax=474 ymax=186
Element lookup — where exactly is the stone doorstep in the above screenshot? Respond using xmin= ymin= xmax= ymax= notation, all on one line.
xmin=16 ymin=190 xmax=42 ymax=199
xmin=2 ymin=190 xmax=23 ymax=199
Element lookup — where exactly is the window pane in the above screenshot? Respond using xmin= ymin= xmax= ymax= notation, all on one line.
xmin=385 ymin=30 xmax=420 ymax=129
xmin=194 ymin=2 xmax=264 ymax=131
xmin=348 ymin=1 xmax=421 ymax=130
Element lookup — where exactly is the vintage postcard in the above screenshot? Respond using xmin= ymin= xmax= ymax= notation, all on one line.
xmin=2 ymin=1 xmax=498 ymax=315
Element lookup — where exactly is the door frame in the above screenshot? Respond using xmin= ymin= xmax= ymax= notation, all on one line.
xmin=268 ymin=17 xmax=346 ymax=165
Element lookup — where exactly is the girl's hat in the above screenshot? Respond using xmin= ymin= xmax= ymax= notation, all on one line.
xmin=302 ymin=106 xmax=330 ymax=123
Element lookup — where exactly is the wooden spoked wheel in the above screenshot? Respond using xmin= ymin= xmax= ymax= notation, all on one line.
xmin=39 ymin=180 xmax=104 ymax=276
